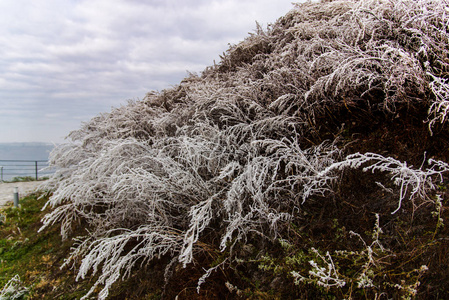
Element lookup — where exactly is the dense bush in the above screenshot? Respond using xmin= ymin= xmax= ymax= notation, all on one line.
xmin=40 ymin=0 xmax=449 ymax=298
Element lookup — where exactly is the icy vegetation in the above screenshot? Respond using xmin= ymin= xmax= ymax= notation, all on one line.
xmin=0 ymin=275 xmax=28 ymax=300
xmin=40 ymin=0 xmax=449 ymax=298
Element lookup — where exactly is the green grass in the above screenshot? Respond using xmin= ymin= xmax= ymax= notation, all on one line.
xmin=4 ymin=176 xmax=49 ymax=183
xmin=0 ymin=193 xmax=165 ymax=299
xmin=0 ymin=193 xmax=90 ymax=299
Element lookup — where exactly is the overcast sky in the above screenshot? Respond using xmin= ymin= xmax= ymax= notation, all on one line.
xmin=0 ymin=0 xmax=297 ymax=143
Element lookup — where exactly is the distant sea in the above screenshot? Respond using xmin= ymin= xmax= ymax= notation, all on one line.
xmin=0 ymin=142 xmax=55 ymax=181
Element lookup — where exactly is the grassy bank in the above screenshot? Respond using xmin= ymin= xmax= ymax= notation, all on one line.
xmin=0 ymin=193 xmax=88 ymax=299
xmin=0 ymin=193 xmax=167 ymax=299
xmin=1 ymin=192 xmax=449 ymax=299
xmin=2 ymin=176 xmax=49 ymax=183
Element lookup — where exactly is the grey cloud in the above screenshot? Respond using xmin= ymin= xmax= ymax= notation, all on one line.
xmin=0 ymin=0 xmax=295 ymax=142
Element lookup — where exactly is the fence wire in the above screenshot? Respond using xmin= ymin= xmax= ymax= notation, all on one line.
xmin=0 ymin=160 xmax=54 ymax=181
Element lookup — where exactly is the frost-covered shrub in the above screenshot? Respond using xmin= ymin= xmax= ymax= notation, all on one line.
xmin=290 ymin=215 xmax=429 ymax=298
xmin=0 ymin=275 xmax=28 ymax=300
xmin=40 ymin=0 xmax=449 ymax=298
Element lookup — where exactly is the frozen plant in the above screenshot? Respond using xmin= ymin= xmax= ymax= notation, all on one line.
xmin=254 ymin=137 xmax=342 ymax=204
xmin=196 ymin=259 xmax=228 ymax=293
xmin=37 ymin=0 xmax=449 ymax=298
xmin=291 ymin=213 xmax=429 ymax=297
xmin=0 ymin=275 xmax=28 ymax=300
xmin=291 ymin=248 xmax=346 ymax=289
xmin=431 ymin=194 xmax=444 ymax=236
xmin=317 ymin=153 xmax=449 ymax=213
xmin=427 ymin=73 xmax=449 ymax=134
xmin=348 ymin=214 xmax=387 ymax=289
xmin=389 ymin=265 xmax=429 ymax=299
xmin=70 ymin=226 xmax=183 ymax=300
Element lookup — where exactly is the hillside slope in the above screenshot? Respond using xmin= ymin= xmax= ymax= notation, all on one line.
xmin=35 ymin=0 xmax=449 ymax=298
